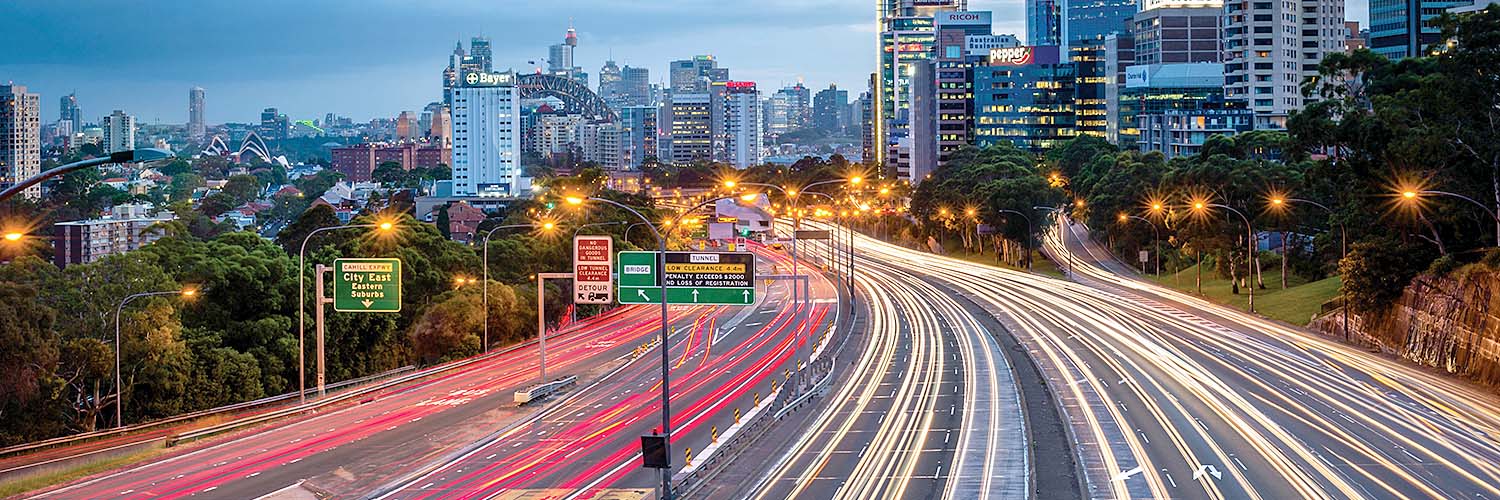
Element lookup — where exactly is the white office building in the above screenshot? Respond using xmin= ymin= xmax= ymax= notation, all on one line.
xmin=1222 ymin=0 xmax=1346 ymax=129
xmin=452 ymin=71 xmax=523 ymax=197
xmin=102 ymin=109 xmax=136 ymax=153
xmin=723 ymin=82 xmax=763 ymax=169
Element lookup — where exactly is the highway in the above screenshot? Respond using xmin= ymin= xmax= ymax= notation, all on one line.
xmin=843 ymin=217 xmax=1500 ymax=499
xmin=369 ymin=244 xmax=839 ymax=499
xmin=26 ymin=301 xmax=728 ymax=499
xmin=732 ymin=222 xmax=1027 ymax=500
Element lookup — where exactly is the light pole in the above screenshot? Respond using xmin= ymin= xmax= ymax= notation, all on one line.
xmin=731 ymin=181 xmax=806 ymax=368
xmin=564 ymin=195 xmax=675 ymax=500
xmin=481 ymin=221 xmax=554 ymax=351
xmin=0 ymin=148 xmax=173 ymax=203
xmin=297 ymin=221 xmax=395 ymax=405
xmin=1195 ymin=201 xmax=1256 ymax=313
xmin=1118 ymin=214 xmax=1160 ymax=275
xmin=1400 ymin=190 xmax=1500 ymax=247
xmin=997 ymin=209 xmax=1033 ymax=270
xmin=114 ymin=287 xmax=198 ymax=428
xmin=1271 ymin=196 xmax=1349 ymax=339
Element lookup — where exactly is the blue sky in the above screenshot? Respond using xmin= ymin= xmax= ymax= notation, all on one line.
xmin=1 ymin=0 xmax=1365 ymax=125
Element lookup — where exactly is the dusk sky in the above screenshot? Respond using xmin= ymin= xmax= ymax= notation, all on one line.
xmin=2 ymin=0 xmax=1367 ymax=126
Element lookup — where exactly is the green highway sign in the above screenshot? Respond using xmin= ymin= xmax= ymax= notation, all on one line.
xmin=618 ymin=251 xmax=755 ymax=305
xmin=333 ymin=258 xmax=402 ymax=312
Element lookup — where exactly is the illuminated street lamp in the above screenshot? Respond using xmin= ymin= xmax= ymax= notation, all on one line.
xmin=1118 ymin=213 xmax=1161 ymax=275
xmin=297 ymin=219 xmax=398 ymax=404
xmin=1192 ymin=201 xmax=1257 ymax=312
xmin=114 ymin=287 xmax=199 ymax=428
xmin=1399 ymin=189 xmax=1500 ymax=246
xmin=0 ymin=148 xmax=173 ymax=203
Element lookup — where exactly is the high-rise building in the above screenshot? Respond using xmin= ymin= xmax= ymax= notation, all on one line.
xmin=619 ymin=105 xmax=659 ymax=168
xmin=58 ymin=93 xmax=82 ymax=129
xmin=1104 ymin=32 xmax=1138 ymax=144
xmin=259 ymin=107 xmax=289 ymax=141
xmin=1371 ymin=0 xmax=1464 ymax=59
xmin=470 ymin=37 xmax=493 ymax=71
xmin=905 ymin=61 xmax=937 ymax=182
xmin=669 ymin=56 xmax=725 ymax=93
xmin=1132 ymin=5 xmax=1222 ymax=65
xmin=599 ymin=60 xmax=625 ymax=108
xmin=102 ymin=110 xmax=136 ymax=154
xmin=1222 ymin=0 xmax=1345 ymax=128
xmin=452 ymin=71 xmax=523 ymax=197
xmin=188 ymin=87 xmax=206 ymax=140
xmin=1 ymin=85 xmax=41 ymax=199
xmin=876 ymin=1 xmax=967 ymax=168
xmin=723 ymin=82 xmax=763 ymax=169
xmin=621 ymin=66 xmax=651 ymax=106
xmin=934 ymin=11 xmax=1003 ymax=168
xmin=666 ymin=93 xmax=712 ymax=164
xmin=1029 ymin=0 xmax=1063 ymax=45
xmin=547 ymin=26 xmax=588 ymax=85
xmin=429 ymin=106 xmax=452 ymax=146
xmin=973 ymin=46 xmax=1077 ymax=153
xmin=1062 ymin=0 xmax=1139 ymax=52
xmin=331 ymin=142 xmax=451 ymax=182
xmin=1124 ymin=62 xmax=1251 ymax=157
xmin=813 ymin=84 xmax=850 ymax=134
xmin=777 ymin=83 xmax=812 ymax=131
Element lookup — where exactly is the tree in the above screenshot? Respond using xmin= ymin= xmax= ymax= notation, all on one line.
xmin=409 ymin=290 xmax=482 ymax=363
xmin=1340 ymin=236 xmax=1436 ymax=315
xmin=277 ymin=203 xmax=341 ymax=254
xmin=0 ymin=282 xmax=62 ymax=444
xmin=222 ymin=175 xmax=263 ymax=206
xmin=372 ymin=161 xmax=407 ymax=187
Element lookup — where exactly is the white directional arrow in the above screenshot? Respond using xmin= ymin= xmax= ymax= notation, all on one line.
xmin=360 ymin=299 xmax=374 ymax=308
xmin=691 ymin=289 xmax=700 ymax=302
xmin=638 ymin=289 xmax=650 ymax=301
xmin=742 ymin=289 xmax=751 ymax=303
xmin=1193 ymin=464 xmax=1222 ymax=481
xmin=1113 ymin=466 xmax=1144 ymax=482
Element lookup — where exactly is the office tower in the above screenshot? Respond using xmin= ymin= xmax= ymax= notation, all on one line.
xmin=1029 ymin=0 xmax=1064 ymax=45
xmin=667 ymin=93 xmax=712 ymax=164
xmin=876 ymin=0 xmax=966 ymax=168
xmin=906 ymin=61 xmax=937 ymax=182
xmin=861 ymin=74 xmax=876 ymax=163
xmin=470 ymin=37 xmax=493 ymax=71
xmin=547 ymin=26 xmax=587 ymax=85
xmin=933 ymin=11 xmax=1000 ymax=167
xmin=1132 ymin=4 xmax=1222 ymax=65
xmin=1104 ymin=33 xmax=1138 ymax=144
xmin=1126 ymin=63 xmax=1250 ymax=157
xmin=259 ymin=107 xmax=289 ymax=140
xmin=1371 ymin=0 xmax=1464 ymax=59
xmin=621 ymin=66 xmax=651 ymax=106
xmin=813 ymin=84 xmax=849 ymax=134
xmin=1063 ymin=0 xmax=1139 ymax=52
xmin=1222 ymin=0 xmax=1345 ymax=128
xmin=58 ymin=92 xmax=82 ymax=128
xmin=102 ymin=110 xmax=136 ymax=153
xmin=619 ymin=105 xmax=658 ymax=168
xmin=1344 ymin=21 xmax=1367 ymax=52
xmin=723 ymin=82 xmax=763 ymax=168
xmin=0 ymin=85 xmax=41 ymax=199
xmin=783 ymin=83 xmax=812 ymax=130
xmin=973 ymin=46 xmax=1077 ymax=153
xmin=452 ymin=71 xmax=522 ymax=197
xmin=599 ymin=60 xmax=625 ymax=107
xmin=188 ymin=87 xmax=206 ymax=139
xmin=669 ymin=56 xmax=725 ymax=93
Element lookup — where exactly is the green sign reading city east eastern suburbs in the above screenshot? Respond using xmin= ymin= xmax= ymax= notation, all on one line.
xmin=618 ymin=251 xmax=755 ymax=305
xmin=334 ymin=258 xmax=402 ymax=313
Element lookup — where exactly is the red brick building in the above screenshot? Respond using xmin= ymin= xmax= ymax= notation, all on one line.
xmin=331 ymin=142 xmax=451 ymax=182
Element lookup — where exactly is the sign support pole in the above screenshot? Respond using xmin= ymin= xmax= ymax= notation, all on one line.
xmin=315 ymin=264 xmax=329 ymax=398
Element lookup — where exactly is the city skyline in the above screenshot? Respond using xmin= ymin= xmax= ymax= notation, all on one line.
xmin=0 ymin=0 xmax=1044 ymax=125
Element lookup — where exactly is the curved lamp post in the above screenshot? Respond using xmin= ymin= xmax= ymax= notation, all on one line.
xmin=1195 ymin=202 xmax=1256 ymax=312
xmin=1271 ymin=196 xmax=1349 ymax=339
xmin=0 ymin=148 xmax=173 ymax=203
xmin=997 ymin=209 xmax=1034 ymax=270
xmin=297 ymin=221 xmax=395 ymax=404
xmin=480 ymin=222 xmax=555 ymax=351
xmin=114 ymin=287 xmax=198 ymax=428
xmin=1118 ymin=214 xmax=1160 ymax=275
xmin=1400 ymin=190 xmax=1500 ymax=247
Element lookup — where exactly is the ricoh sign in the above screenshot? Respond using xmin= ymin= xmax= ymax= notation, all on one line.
xmin=935 ymin=11 xmax=992 ymax=26
xmin=463 ymin=71 xmax=515 ymax=87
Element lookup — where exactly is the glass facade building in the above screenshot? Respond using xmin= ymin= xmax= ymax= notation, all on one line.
xmin=973 ymin=48 xmax=1077 ymax=153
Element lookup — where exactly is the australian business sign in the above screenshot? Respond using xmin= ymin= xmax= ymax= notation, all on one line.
xmin=989 ymin=46 xmax=1061 ymax=66
xmin=935 ymin=10 xmax=992 ymax=26
xmin=463 ymin=71 xmax=515 ymax=87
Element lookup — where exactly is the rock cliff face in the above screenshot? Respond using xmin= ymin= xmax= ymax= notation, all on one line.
xmin=1311 ymin=271 xmax=1500 ymax=387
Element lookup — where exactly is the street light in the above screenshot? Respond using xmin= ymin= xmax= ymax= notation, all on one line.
xmin=0 ymin=148 xmax=173 ymax=203
xmin=1118 ymin=213 xmax=1161 ymax=275
xmin=114 ymin=286 xmax=199 ymax=428
xmin=1269 ymin=196 xmax=1349 ymax=338
xmin=482 ymin=222 xmax=556 ymax=351
xmin=1398 ymin=189 xmax=1500 ymax=246
xmin=297 ymin=219 xmax=398 ymax=404
xmin=1193 ymin=201 xmax=1257 ymax=312
xmin=997 ymin=209 xmax=1033 ymax=270
xmin=564 ymin=194 xmax=675 ymax=499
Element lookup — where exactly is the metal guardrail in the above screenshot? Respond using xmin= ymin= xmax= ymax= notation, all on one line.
xmin=0 ymin=365 xmax=415 ymax=461
xmin=513 ymin=376 xmax=579 ymax=405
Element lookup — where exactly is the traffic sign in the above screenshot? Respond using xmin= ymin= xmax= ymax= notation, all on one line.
xmin=333 ymin=258 xmax=402 ymax=312
xmin=617 ymin=251 xmax=755 ymax=305
xmin=574 ymin=235 xmax=613 ymax=304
